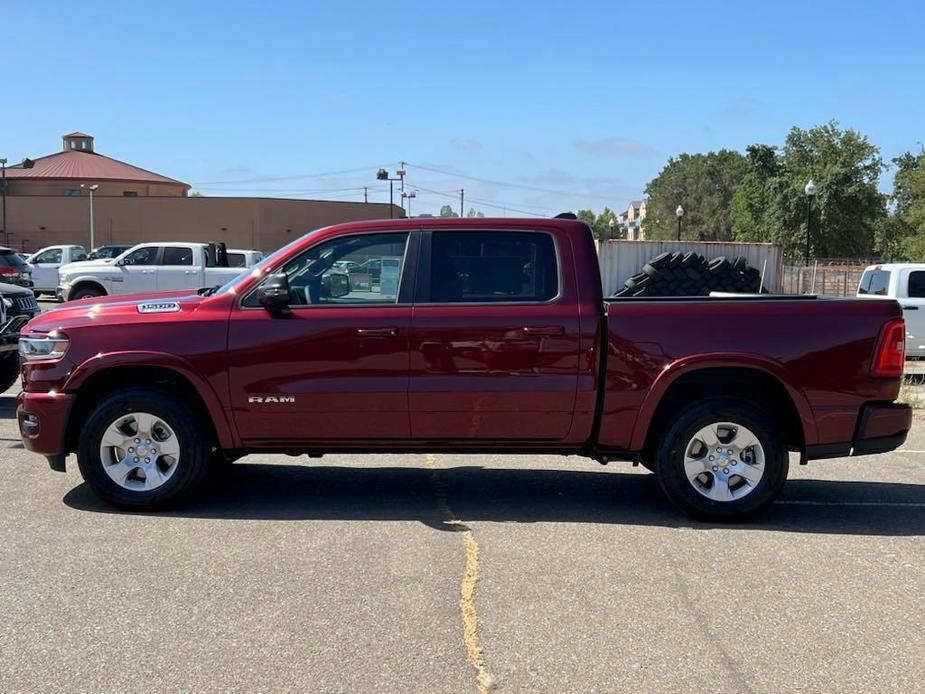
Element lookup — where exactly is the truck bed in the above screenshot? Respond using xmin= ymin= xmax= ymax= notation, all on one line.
xmin=598 ymin=294 xmax=903 ymax=454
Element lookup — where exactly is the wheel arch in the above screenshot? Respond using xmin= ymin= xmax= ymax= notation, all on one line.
xmin=63 ymin=354 xmax=237 ymax=454
xmin=66 ymin=278 xmax=108 ymax=300
xmin=631 ymin=356 xmax=816 ymax=455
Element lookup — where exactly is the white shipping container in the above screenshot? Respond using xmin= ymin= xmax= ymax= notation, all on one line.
xmin=597 ymin=240 xmax=783 ymax=297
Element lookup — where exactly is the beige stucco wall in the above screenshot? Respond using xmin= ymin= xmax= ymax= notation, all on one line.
xmin=3 ymin=196 xmax=405 ymax=253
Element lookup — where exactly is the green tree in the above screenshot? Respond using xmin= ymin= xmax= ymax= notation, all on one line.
xmin=884 ymin=150 xmax=925 ymax=259
xmin=592 ymin=207 xmax=619 ymax=239
xmin=644 ymin=150 xmax=748 ymax=241
xmin=439 ymin=204 xmax=459 ymax=217
xmin=773 ymin=121 xmax=886 ymax=258
xmin=466 ymin=207 xmax=485 ymax=218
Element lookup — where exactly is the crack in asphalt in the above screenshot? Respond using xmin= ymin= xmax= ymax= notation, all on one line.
xmin=425 ymin=453 xmax=494 ymax=693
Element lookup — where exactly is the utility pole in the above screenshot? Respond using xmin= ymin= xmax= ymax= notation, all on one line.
xmin=363 ymin=186 xmax=368 ymax=203
xmin=0 ymin=158 xmax=7 ymax=247
xmin=376 ymin=168 xmax=402 ymax=218
xmin=459 ymin=189 xmax=464 ymax=218
xmin=397 ymin=162 xmax=406 ymax=213
xmin=81 ymin=183 xmax=99 ymax=249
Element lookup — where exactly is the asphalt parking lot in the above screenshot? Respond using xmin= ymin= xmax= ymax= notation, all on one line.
xmin=1 ymin=310 xmax=923 ymax=692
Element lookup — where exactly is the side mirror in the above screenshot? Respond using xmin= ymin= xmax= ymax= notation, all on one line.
xmin=257 ymin=273 xmax=291 ymax=311
xmin=323 ymin=272 xmax=351 ymax=299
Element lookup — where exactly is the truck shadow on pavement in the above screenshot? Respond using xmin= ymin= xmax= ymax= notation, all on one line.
xmin=63 ymin=463 xmax=925 ymax=536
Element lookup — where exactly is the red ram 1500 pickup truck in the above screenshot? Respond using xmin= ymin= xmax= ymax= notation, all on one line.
xmin=16 ymin=217 xmax=912 ymax=520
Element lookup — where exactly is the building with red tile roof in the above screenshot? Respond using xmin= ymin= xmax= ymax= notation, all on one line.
xmin=5 ymin=133 xmax=189 ymax=197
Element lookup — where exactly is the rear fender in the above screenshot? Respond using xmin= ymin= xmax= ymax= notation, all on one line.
xmin=628 ymin=353 xmax=817 ymax=450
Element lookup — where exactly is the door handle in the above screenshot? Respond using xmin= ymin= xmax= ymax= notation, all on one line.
xmin=357 ymin=327 xmax=399 ymax=338
xmin=903 ymin=305 xmax=919 ymax=311
xmin=523 ymin=325 xmax=565 ymax=336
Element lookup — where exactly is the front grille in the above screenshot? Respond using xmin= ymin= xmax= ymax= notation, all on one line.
xmin=9 ymin=295 xmax=38 ymax=317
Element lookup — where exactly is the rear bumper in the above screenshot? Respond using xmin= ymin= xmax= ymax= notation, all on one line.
xmin=806 ymin=402 xmax=912 ymax=459
xmin=17 ymin=390 xmax=75 ymax=466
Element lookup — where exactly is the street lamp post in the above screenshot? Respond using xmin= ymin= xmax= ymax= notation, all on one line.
xmin=402 ymin=190 xmax=416 ymax=217
xmin=804 ymin=179 xmax=816 ymax=266
xmin=675 ymin=205 xmax=684 ymax=241
xmin=80 ymin=184 xmax=99 ymax=250
xmin=376 ymin=168 xmax=405 ymax=218
xmin=608 ymin=217 xmax=616 ymax=240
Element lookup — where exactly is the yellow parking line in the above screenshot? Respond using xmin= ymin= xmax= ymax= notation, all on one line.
xmin=425 ymin=453 xmax=494 ymax=694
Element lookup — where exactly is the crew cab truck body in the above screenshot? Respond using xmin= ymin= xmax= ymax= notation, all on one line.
xmin=17 ymin=218 xmax=911 ymax=520
xmin=28 ymin=244 xmax=88 ymax=295
xmin=56 ymin=242 xmax=261 ymax=301
xmin=857 ymin=263 xmax=925 ymax=357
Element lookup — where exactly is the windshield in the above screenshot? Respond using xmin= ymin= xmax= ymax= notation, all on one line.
xmin=214 ymin=230 xmax=320 ymax=296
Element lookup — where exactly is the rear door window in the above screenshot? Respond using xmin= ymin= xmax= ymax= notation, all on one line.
xmin=227 ymin=252 xmax=246 ymax=268
xmin=858 ymin=269 xmax=891 ymax=296
xmin=908 ymin=271 xmax=925 ymax=298
xmin=161 ymin=247 xmax=194 ymax=266
xmin=429 ymin=230 xmax=558 ymax=303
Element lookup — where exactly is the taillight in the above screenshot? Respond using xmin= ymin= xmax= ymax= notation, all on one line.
xmin=871 ymin=318 xmax=905 ymax=377
xmin=0 ymin=267 xmax=16 ymax=275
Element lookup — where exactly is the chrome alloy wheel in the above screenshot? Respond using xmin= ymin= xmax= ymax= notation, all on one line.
xmin=98 ymin=412 xmax=180 ymax=492
xmin=683 ymin=422 xmax=765 ymax=502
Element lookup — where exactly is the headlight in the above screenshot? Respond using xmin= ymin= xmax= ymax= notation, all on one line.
xmin=19 ymin=333 xmax=70 ymax=362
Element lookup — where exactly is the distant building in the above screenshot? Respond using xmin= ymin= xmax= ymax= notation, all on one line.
xmin=618 ymin=200 xmax=646 ymax=240
xmin=2 ymin=132 xmax=402 ymax=252
xmin=5 ymin=133 xmax=190 ymax=197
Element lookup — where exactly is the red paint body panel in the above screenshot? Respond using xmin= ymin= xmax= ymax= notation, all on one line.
xmin=16 ymin=216 xmax=909 ymax=465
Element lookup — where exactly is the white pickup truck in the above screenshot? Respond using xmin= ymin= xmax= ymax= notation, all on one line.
xmin=27 ymin=245 xmax=89 ymax=296
xmin=857 ymin=262 xmax=925 ymax=357
xmin=57 ymin=243 xmax=263 ymax=301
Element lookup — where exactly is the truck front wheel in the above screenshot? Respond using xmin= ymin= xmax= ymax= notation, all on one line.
xmin=77 ymin=387 xmax=212 ymax=509
xmin=654 ymin=399 xmax=788 ymax=521
xmin=71 ymin=286 xmax=105 ymax=300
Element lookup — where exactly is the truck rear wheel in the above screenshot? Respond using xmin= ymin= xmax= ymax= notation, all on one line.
xmin=654 ymin=399 xmax=788 ymax=521
xmin=76 ymin=387 xmax=212 ymax=509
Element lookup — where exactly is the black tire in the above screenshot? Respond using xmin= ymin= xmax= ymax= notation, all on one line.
xmin=668 ymin=252 xmax=684 ymax=268
xmin=610 ymin=286 xmax=634 ymax=298
xmin=733 ymin=256 xmax=748 ymax=271
xmin=680 ymin=251 xmax=698 ymax=267
xmin=72 ymin=287 xmax=106 ymax=300
xmin=77 ymin=387 xmax=213 ymax=509
xmin=648 ymin=252 xmax=672 ymax=269
xmin=625 ymin=275 xmax=651 ymax=290
xmin=654 ymin=398 xmax=789 ymax=521
xmin=0 ymin=353 xmax=19 ymax=392
xmin=642 ymin=263 xmax=660 ymax=277
xmin=708 ymin=257 xmax=730 ymax=272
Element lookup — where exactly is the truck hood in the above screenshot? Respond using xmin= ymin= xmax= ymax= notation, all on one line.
xmin=25 ymin=289 xmax=208 ymax=333
xmin=60 ymin=260 xmax=114 ymax=275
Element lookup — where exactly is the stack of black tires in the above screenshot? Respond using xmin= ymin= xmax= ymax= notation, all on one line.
xmin=611 ymin=251 xmax=764 ymax=298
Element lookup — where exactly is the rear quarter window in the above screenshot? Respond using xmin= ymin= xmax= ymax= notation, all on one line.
xmin=908 ymin=271 xmax=925 ymax=298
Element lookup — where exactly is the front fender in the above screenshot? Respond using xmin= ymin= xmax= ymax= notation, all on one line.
xmin=628 ymin=353 xmax=818 ymax=450
xmin=65 ymin=350 xmax=238 ymax=449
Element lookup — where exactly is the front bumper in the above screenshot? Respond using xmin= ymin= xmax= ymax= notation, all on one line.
xmin=807 ymin=402 xmax=912 ymax=459
xmin=17 ymin=390 xmax=76 ymax=469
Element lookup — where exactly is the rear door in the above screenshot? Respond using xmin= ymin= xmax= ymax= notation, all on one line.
xmin=157 ymin=246 xmax=200 ymax=290
xmin=899 ymin=269 xmax=925 ymax=356
xmin=409 ymin=228 xmax=580 ymax=441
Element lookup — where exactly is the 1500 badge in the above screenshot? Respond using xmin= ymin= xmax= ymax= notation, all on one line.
xmin=248 ymin=396 xmax=296 ymax=404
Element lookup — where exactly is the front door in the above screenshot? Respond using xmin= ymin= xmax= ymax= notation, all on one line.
xmin=228 ymin=231 xmax=414 ymax=444
xmin=115 ymin=245 xmax=159 ymax=294
xmin=30 ymin=248 xmax=63 ymax=292
xmin=409 ymin=229 xmax=579 ymax=441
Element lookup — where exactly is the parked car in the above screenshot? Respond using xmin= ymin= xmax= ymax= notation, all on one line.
xmin=87 ymin=244 xmax=134 ymax=262
xmin=56 ymin=242 xmax=260 ymax=301
xmin=0 ymin=281 xmax=40 ymax=391
xmin=28 ymin=245 xmax=88 ymax=296
xmin=18 ymin=217 xmax=910 ymax=520
xmin=0 ymin=247 xmax=34 ymax=289
xmin=858 ymin=263 xmax=925 ymax=357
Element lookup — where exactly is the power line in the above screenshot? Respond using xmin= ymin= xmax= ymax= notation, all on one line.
xmin=404 ymin=162 xmax=617 ymax=201
xmin=192 ymin=163 xmax=396 ymax=186
xmin=409 ymin=184 xmax=549 ymax=217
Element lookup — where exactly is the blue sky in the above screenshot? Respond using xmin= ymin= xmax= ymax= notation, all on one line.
xmin=4 ymin=0 xmax=923 ymax=216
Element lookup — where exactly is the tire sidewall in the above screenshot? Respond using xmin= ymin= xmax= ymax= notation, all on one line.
xmin=77 ymin=388 xmax=209 ymax=508
xmin=73 ymin=288 xmax=104 ymax=300
xmin=655 ymin=399 xmax=789 ymax=520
